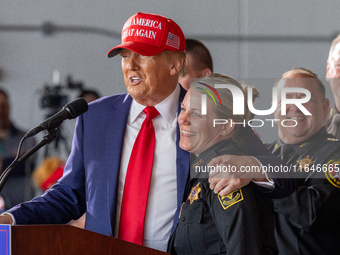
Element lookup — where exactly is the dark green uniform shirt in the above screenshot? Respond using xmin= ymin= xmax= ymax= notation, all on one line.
xmin=169 ymin=139 xmax=277 ymax=255
xmin=268 ymin=127 xmax=340 ymax=255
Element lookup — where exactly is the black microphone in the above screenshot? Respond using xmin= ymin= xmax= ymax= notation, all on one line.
xmin=26 ymin=98 xmax=88 ymax=137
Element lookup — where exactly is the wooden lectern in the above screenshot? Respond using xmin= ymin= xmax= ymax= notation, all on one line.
xmin=12 ymin=225 xmax=170 ymax=255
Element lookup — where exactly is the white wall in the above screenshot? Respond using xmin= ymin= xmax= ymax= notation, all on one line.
xmin=1 ymin=0 xmax=339 ymax=160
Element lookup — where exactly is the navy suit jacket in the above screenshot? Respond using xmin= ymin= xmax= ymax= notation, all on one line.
xmin=9 ymin=87 xmax=190 ymax=237
xmin=8 ymin=85 xmax=294 ymax=237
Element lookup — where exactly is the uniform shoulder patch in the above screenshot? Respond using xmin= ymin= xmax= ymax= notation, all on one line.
xmin=325 ymin=159 xmax=340 ymax=188
xmin=218 ymin=189 xmax=244 ymax=210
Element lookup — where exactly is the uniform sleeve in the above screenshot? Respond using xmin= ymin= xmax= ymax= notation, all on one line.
xmin=204 ymin=182 xmax=275 ymax=255
xmin=7 ymin=116 xmax=86 ymax=224
xmin=240 ymin=126 xmax=296 ymax=198
xmin=273 ymin=178 xmax=340 ymax=231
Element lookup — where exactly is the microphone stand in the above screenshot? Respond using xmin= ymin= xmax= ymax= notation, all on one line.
xmin=0 ymin=127 xmax=59 ymax=193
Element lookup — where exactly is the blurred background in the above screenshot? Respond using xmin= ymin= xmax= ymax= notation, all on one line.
xmin=0 ymin=0 xmax=339 ymax=208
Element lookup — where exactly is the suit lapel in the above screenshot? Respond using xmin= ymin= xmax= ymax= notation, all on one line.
xmin=105 ymin=93 xmax=133 ymax=234
xmin=175 ymin=86 xmax=190 ymax=216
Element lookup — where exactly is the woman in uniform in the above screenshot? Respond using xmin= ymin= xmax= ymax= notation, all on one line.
xmin=168 ymin=74 xmax=277 ymax=255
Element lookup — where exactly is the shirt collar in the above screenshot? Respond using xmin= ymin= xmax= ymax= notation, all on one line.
xmin=277 ymin=127 xmax=328 ymax=155
xmin=129 ymin=84 xmax=181 ymax=125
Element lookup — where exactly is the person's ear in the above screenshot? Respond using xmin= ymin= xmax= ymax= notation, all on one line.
xmin=201 ymin=68 xmax=212 ymax=77
xmin=170 ymin=55 xmax=184 ymax=76
xmin=220 ymin=119 xmax=235 ymax=137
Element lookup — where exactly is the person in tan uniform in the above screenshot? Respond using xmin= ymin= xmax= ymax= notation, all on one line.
xmin=326 ymin=34 xmax=340 ymax=138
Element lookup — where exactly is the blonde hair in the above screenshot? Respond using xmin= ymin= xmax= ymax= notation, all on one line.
xmin=192 ymin=73 xmax=259 ymax=142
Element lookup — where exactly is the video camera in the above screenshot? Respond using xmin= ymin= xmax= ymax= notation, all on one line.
xmin=40 ymin=75 xmax=83 ymax=112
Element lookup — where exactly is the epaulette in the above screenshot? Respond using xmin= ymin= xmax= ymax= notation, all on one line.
xmin=327 ymin=138 xmax=339 ymax=142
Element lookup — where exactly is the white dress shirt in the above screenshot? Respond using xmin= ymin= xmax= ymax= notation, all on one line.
xmin=115 ymin=85 xmax=180 ymax=252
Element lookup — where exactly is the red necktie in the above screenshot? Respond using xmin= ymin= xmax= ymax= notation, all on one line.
xmin=119 ymin=106 xmax=159 ymax=245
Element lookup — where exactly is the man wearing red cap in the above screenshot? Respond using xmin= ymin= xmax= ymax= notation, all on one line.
xmin=0 ymin=12 xmax=292 ymax=251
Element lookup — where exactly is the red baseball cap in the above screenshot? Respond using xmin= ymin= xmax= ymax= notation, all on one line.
xmin=107 ymin=12 xmax=186 ymax=58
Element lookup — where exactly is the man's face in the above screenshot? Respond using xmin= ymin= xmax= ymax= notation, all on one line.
xmin=178 ymin=88 xmax=224 ymax=155
xmin=121 ymin=49 xmax=178 ymax=106
xmin=274 ymin=73 xmax=329 ymax=144
xmin=326 ymin=42 xmax=340 ymax=100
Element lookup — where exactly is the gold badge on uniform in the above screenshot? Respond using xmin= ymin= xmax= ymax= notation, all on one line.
xmin=324 ymin=159 xmax=340 ymax=188
xmin=297 ymin=155 xmax=313 ymax=172
xmin=218 ymin=189 xmax=244 ymax=210
xmin=188 ymin=182 xmax=201 ymax=204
